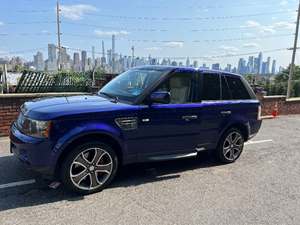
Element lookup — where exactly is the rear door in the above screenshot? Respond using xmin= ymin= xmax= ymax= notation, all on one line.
xmin=222 ymin=74 xmax=260 ymax=134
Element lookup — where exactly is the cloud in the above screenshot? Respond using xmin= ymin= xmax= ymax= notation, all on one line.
xmin=219 ymin=45 xmax=239 ymax=52
xmin=41 ymin=30 xmax=51 ymax=34
xmin=244 ymin=20 xmax=261 ymax=28
xmin=163 ymin=42 xmax=184 ymax=48
xmin=242 ymin=20 xmax=280 ymax=34
xmin=94 ymin=30 xmax=130 ymax=37
xmin=273 ymin=21 xmax=294 ymax=30
xmin=279 ymin=0 xmax=288 ymax=6
xmin=145 ymin=47 xmax=162 ymax=51
xmin=261 ymin=27 xmax=276 ymax=34
xmin=243 ymin=43 xmax=260 ymax=48
xmin=0 ymin=21 xmax=4 ymax=26
xmin=60 ymin=4 xmax=97 ymax=20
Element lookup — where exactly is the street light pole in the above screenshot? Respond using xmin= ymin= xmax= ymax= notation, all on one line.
xmin=287 ymin=0 xmax=300 ymax=98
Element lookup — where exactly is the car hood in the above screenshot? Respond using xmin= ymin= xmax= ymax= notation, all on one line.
xmin=22 ymin=95 xmax=137 ymax=120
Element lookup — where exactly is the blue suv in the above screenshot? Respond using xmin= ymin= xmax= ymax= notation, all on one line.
xmin=10 ymin=66 xmax=262 ymax=194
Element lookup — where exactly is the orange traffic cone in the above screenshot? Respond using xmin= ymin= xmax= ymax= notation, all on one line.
xmin=272 ymin=102 xmax=278 ymax=118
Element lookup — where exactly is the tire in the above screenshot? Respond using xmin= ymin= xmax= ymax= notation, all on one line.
xmin=215 ymin=128 xmax=245 ymax=163
xmin=60 ymin=141 xmax=118 ymax=195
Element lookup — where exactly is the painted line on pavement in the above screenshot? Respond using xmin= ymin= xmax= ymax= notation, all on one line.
xmin=245 ymin=139 xmax=273 ymax=145
xmin=0 ymin=179 xmax=36 ymax=189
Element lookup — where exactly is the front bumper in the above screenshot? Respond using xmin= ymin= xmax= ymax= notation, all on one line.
xmin=10 ymin=123 xmax=56 ymax=177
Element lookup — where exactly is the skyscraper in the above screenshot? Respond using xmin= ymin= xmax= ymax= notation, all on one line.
xmin=101 ymin=41 xmax=106 ymax=66
xmin=212 ymin=63 xmax=220 ymax=71
xmin=34 ymin=51 xmax=44 ymax=71
xmin=247 ymin=56 xmax=254 ymax=73
xmin=266 ymin=57 xmax=271 ymax=74
xmin=92 ymin=46 xmax=95 ymax=66
xmin=186 ymin=57 xmax=190 ymax=67
xmin=47 ymin=44 xmax=57 ymax=71
xmin=73 ymin=52 xmax=81 ymax=72
xmin=48 ymin=44 xmax=56 ymax=62
xmin=81 ymin=50 xmax=87 ymax=72
xmin=193 ymin=60 xmax=198 ymax=68
xmin=258 ymin=52 xmax=263 ymax=74
xmin=272 ymin=60 xmax=276 ymax=74
xmin=237 ymin=58 xmax=247 ymax=74
xmin=112 ymin=35 xmax=116 ymax=73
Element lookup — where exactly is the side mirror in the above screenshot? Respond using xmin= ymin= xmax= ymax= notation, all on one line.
xmin=149 ymin=91 xmax=170 ymax=104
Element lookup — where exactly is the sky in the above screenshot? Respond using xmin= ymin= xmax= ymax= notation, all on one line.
xmin=0 ymin=0 xmax=299 ymax=68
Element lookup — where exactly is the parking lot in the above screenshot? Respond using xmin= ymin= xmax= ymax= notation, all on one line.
xmin=0 ymin=115 xmax=299 ymax=225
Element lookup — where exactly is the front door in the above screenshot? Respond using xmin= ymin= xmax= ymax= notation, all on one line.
xmin=129 ymin=70 xmax=201 ymax=158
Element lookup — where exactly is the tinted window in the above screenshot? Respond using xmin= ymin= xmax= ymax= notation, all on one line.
xmin=221 ymin=75 xmax=231 ymax=100
xmin=156 ymin=72 xmax=193 ymax=104
xmin=202 ymin=73 xmax=220 ymax=100
xmin=225 ymin=76 xmax=251 ymax=100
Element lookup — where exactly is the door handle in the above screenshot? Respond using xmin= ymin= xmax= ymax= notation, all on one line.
xmin=182 ymin=115 xmax=198 ymax=121
xmin=220 ymin=111 xmax=232 ymax=115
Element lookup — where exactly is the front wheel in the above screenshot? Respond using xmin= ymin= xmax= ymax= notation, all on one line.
xmin=215 ymin=128 xmax=244 ymax=163
xmin=60 ymin=141 xmax=118 ymax=195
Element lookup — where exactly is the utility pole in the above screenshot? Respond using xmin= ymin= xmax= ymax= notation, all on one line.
xmin=287 ymin=0 xmax=300 ymax=98
xmin=56 ymin=0 xmax=62 ymax=71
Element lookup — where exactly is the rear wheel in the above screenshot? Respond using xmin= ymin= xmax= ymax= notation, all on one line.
xmin=60 ymin=141 xmax=118 ymax=195
xmin=215 ymin=128 xmax=244 ymax=163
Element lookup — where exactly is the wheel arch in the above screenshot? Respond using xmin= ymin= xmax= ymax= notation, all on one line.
xmin=219 ymin=121 xmax=250 ymax=143
xmin=54 ymin=132 xmax=124 ymax=178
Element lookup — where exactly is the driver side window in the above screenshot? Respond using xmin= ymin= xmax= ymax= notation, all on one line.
xmin=156 ymin=72 xmax=193 ymax=104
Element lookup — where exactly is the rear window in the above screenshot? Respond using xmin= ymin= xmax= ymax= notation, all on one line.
xmin=201 ymin=73 xmax=221 ymax=101
xmin=225 ymin=76 xmax=251 ymax=100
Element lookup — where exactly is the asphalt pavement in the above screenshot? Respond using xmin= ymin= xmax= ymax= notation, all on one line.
xmin=0 ymin=115 xmax=300 ymax=225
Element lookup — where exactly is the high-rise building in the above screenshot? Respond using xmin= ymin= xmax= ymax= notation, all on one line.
xmin=186 ymin=57 xmax=190 ymax=67
xmin=92 ymin=46 xmax=95 ymax=66
xmin=224 ymin=64 xmax=232 ymax=72
xmin=272 ymin=60 xmax=276 ymax=74
xmin=48 ymin=44 xmax=56 ymax=62
xmin=81 ymin=50 xmax=87 ymax=72
xmin=193 ymin=60 xmax=198 ymax=68
xmin=212 ymin=63 xmax=220 ymax=71
xmin=258 ymin=52 xmax=263 ymax=74
xmin=47 ymin=44 xmax=57 ymax=71
xmin=101 ymin=41 xmax=106 ymax=66
xmin=73 ymin=52 xmax=81 ymax=72
xmin=247 ymin=56 xmax=254 ymax=73
xmin=112 ymin=35 xmax=116 ymax=73
xmin=33 ymin=51 xmax=44 ymax=71
xmin=266 ymin=57 xmax=271 ymax=74
xmin=237 ymin=58 xmax=247 ymax=74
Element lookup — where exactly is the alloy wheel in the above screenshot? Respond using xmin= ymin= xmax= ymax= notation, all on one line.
xmin=222 ymin=131 xmax=244 ymax=161
xmin=69 ymin=147 xmax=113 ymax=191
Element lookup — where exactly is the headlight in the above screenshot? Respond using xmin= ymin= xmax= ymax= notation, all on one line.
xmin=17 ymin=114 xmax=51 ymax=138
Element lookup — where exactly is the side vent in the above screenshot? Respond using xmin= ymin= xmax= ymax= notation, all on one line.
xmin=115 ymin=117 xmax=138 ymax=131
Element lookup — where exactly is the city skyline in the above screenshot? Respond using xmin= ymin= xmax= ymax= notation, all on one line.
xmin=26 ymin=39 xmax=279 ymax=75
xmin=0 ymin=0 xmax=298 ymax=68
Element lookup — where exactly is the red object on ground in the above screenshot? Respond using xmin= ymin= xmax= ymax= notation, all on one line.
xmin=272 ymin=102 xmax=279 ymax=117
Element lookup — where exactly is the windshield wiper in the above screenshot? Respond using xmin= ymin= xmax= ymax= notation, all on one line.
xmin=99 ymin=92 xmax=118 ymax=103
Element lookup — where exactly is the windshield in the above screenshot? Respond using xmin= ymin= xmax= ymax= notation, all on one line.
xmin=99 ymin=69 xmax=168 ymax=103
